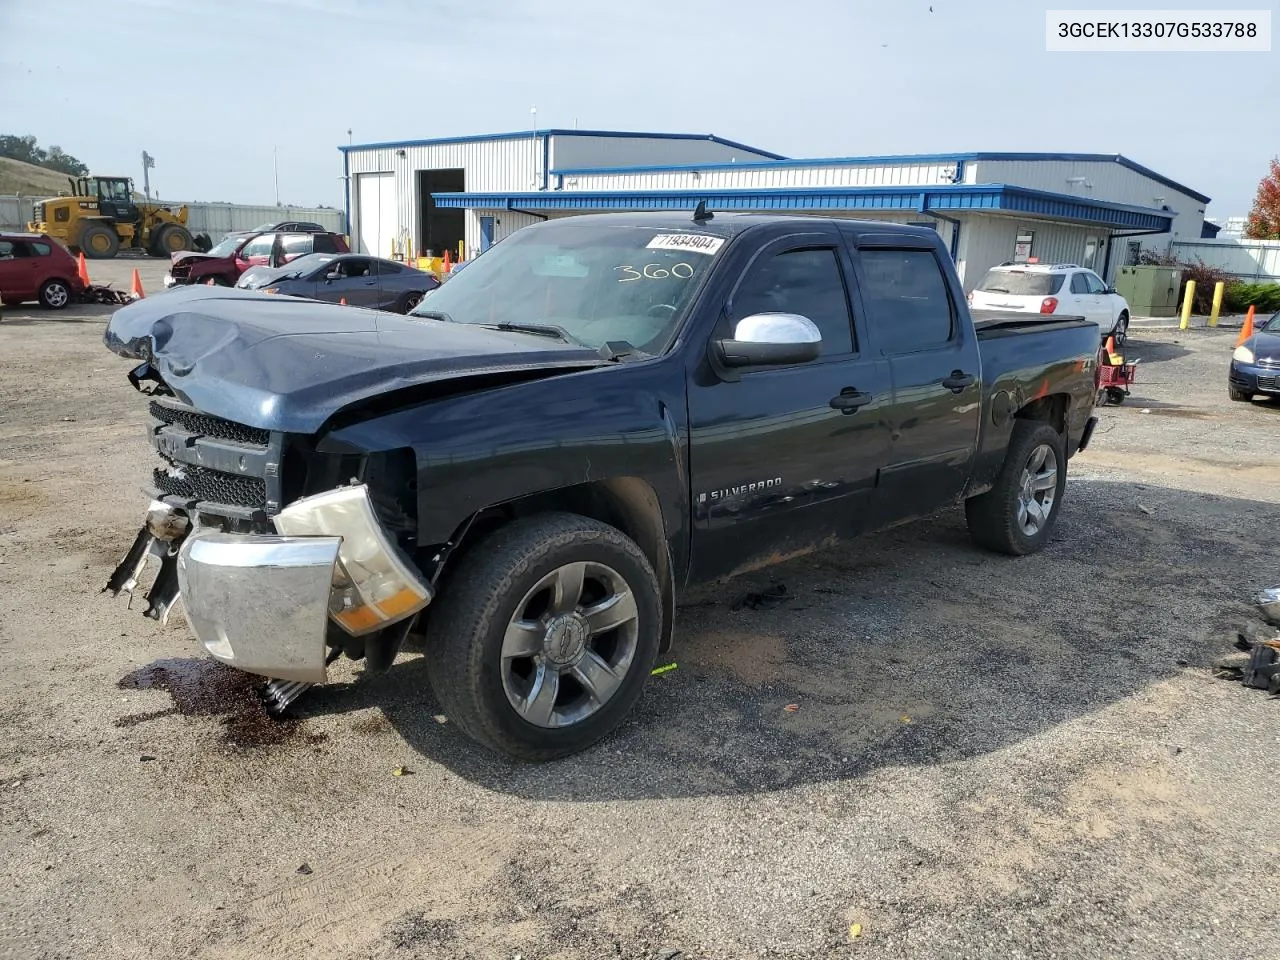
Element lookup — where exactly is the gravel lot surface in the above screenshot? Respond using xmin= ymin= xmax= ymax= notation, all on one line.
xmin=1 ymin=293 xmax=1278 ymax=960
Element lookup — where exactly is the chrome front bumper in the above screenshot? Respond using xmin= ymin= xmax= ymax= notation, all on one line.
xmin=106 ymin=484 xmax=433 ymax=684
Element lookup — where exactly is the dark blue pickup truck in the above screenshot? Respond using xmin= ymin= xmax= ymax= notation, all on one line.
xmin=103 ymin=211 xmax=1102 ymax=760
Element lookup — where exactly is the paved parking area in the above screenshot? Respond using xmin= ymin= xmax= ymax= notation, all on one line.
xmin=1 ymin=307 xmax=1278 ymax=959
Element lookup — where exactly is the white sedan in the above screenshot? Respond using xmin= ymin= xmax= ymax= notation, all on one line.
xmin=969 ymin=262 xmax=1131 ymax=344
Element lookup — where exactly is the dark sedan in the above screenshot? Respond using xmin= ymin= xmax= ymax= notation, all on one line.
xmin=1230 ymin=310 xmax=1280 ymax=402
xmin=236 ymin=253 xmax=439 ymax=313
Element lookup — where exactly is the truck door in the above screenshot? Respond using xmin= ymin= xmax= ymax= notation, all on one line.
xmin=686 ymin=228 xmax=893 ymax=583
xmin=851 ymin=239 xmax=982 ymax=524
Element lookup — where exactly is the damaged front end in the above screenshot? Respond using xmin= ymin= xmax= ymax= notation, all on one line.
xmin=107 ymin=484 xmax=433 ymax=711
xmin=105 ymin=377 xmax=432 ymax=713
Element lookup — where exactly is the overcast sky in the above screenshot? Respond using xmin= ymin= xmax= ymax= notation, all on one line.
xmin=2 ymin=0 xmax=1275 ymax=216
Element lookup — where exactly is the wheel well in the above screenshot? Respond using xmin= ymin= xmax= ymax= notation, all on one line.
xmin=428 ymin=479 xmax=676 ymax=653
xmin=1016 ymin=393 xmax=1069 ymax=435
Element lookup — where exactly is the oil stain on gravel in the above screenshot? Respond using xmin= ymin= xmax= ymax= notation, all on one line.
xmin=116 ymin=657 xmax=298 ymax=748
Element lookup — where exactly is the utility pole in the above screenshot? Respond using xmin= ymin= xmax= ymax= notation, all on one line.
xmin=141 ymin=150 xmax=154 ymax=200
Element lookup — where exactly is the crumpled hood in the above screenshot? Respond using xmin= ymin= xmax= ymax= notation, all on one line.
xmin=170 ymin=250 xmax=221 ymax=266
xmin=1248 ymin=329 xmax=1280 ymax=363
xmin=103 ymin=285 xmax=607 ymax=434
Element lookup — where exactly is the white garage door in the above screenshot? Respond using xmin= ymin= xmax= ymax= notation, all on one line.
xmin=355 ymin=173 xmax=395 ymax=257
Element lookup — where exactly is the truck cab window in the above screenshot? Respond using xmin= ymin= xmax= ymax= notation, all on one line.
xmin=859 ymin=249 xmax=953 ymax=353
xmin=730 ymin=248 xmax=854 ymax=356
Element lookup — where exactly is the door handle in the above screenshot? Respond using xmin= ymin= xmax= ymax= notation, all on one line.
xmin=830 ymin=388 xmax=873 ymax=413
xmin=941 ymin=370 xmax=975 ymax=393
xmin=364 ymin=280 xmax=376 ymax=285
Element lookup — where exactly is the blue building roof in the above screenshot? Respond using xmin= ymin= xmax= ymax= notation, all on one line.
xmin=550 ymin=151 xmax=1210 ymax=205
xmin=338 ymin=128 xmax=784 ymax=160
xmin=430 ymin=184 xmax=1175 ymax=232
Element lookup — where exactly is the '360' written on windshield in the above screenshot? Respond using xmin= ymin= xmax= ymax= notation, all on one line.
xmin=409 ymin=223 xmax=726 ymax=353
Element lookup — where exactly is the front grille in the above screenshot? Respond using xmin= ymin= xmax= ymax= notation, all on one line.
xmin=149 ymin=401 xmax=270 ymax=446
xmin=1258 ymin=375 xmax=1278 ymax=391
xmin=153 ymin=463 xmax=267 ymax=509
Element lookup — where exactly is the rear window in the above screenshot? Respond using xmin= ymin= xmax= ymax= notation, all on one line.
xmin=976 ymin=270 xmax=1064 ymax=296
xmin=313 ymin=234 xmax=339 ymax=254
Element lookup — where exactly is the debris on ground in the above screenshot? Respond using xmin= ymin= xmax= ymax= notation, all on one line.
xmin=1138 ymin=503 xmax=1152 ymax=515
xmin=731 ymin=583 xmax=789 ymax=610
xmin=393 ymin=765 xmax=413 ymax=776
xmin=849 ymin=923 xmax=864 ymax=939
xmin=1215 ymin=632 xmax=1280 ymax=696
xmin=296 ymin=863 xmax=313 ymax=875
xmin=783 ymin=703 xmax=800 ymax=713
xmin=81 ymin=284 xmax=133 ymax=306
xmin=1258 ymin=586 xmax=1280 ymax=627
xmin=651 ymin=662 xmax=678 ymax=677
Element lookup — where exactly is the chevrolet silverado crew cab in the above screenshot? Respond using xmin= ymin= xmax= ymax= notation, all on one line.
xmin=102 ymin=211 xmax=1102 ymax=760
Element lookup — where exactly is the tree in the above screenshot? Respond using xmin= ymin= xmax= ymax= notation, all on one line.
xmin=0 ymin=134 xmax=45 ymax=166
xmin=0 ymin=134 xmax=89 ymax=177
xmin=43 ymin=145 xmax=88 ymax=177
xmin=1244 ymin=156 xmax=1280 ymax=240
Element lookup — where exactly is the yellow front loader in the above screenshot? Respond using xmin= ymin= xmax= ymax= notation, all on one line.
xmin=27 ymin=175 xmax=193 ymax=259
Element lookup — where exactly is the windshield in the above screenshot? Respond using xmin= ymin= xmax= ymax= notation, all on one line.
xmin=251 ymin=222 xmax=279 ymax=232
xmin=976 ymin=269 xmax=1064 ymax=296
xmin=1264 ymin=311 xmax=1280 ymax=332
xmin=409 ymin=221 xmax=727 ymax=352
xmin=207 ymin=235 xmax=245 ymax=258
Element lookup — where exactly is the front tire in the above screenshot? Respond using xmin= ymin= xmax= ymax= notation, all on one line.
xmin=965 ymin=420 xmax=1067 ymax=556
xmin=1229 ymin=385 xmax=1253 ymax=402
xmin=80 ymin=223 xmax=119 ymax=259
xmin=38 ymin=279 xmax=72 ymax=310
xmin=425 ymin=513 xmax=661 ymax=760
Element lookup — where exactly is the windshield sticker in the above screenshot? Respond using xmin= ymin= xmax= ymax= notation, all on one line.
xmin=646 ymin=234 xmax=724 ymax=256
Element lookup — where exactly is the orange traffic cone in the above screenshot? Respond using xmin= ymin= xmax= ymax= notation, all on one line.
xmin=339 ymin=296 xmax=348 ymax=305
xmin=1104 ymin=335 xmax=1122 ymax=365
xmin=129 ymin=269 xmax=145 ymax=299
xmin=1236 ymin=305 xmax=1255 ymax=346
xmin=442 ymin=249 xmax=452 ymax=272
xmin=76 ymin=252 xmax=90 ymax=286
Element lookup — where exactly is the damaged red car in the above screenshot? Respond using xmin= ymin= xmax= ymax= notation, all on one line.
xmin=164 ymin=230 xmax=348 ymax=288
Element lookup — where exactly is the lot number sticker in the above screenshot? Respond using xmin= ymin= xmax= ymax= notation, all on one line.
xmin=646 ymin=234 xmax=725 ymax=256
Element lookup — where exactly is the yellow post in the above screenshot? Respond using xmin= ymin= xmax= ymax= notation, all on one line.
xmin=457 ymin=239 xmax=465 ymax=261
xmin=1179 ymin=279 xmax=1196 ymax=330
xmin=1209 ymin=281 xmax=1224 ymax=327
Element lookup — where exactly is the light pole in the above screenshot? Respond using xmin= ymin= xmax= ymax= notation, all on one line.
xmin=141 ymin=150 xmax=154 ymax=200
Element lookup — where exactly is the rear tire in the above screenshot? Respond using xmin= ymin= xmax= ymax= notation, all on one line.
xmin=1114 ymin=311 xmax=1129 ymax=347
xmin=80 ymin=223 xmax=119 ymax=259
xmin=965 ymin=420 xmax=1067 ymax=556
xmin=1229 ymin=385 xmax=1253 ymax=402
xmin=150 ymin=224 xmax=193 ymax=257
xmin=425 ymin=512 xmax=661 ymax=761
xmin=397 ymin=291 xmax=424 ymax=313
xmin=38 ymin=279 xmax=73 ymax=310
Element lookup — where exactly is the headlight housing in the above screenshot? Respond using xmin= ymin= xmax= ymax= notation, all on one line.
xmin=272 ymin=483 xmax=432 ymax=636
xmin=1233 ymin=344 xmax=1255 ymax=364
xmin=263 ymin=286 xmax=279 ymax=295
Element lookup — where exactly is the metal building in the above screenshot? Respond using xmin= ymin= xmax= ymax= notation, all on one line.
xmin=339 ymin=129 xmax=782 ymax=262
xmin=341 ymin=130 xmax=1208 ymax=290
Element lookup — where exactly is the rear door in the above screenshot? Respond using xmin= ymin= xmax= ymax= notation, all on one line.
xmin=1083 ymin=271 xmax=1116 ymax=335
xmin=850 ymin=236 xmax=982 ymax=523
xmin=0 ymin=240 xmax=30 ymax=299
xmin=372 ymin=259 xmax=405 ymax=310
xmin=686 ymin=227 xmax=893 ymax=582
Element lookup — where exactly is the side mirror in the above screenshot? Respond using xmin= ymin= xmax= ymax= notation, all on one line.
xmin=711 ymin=313 xmax=822 ymax=369
xmin=325 ymin=271 xmax=341 ymax=281
xmin=1105 ymin=285 xmax=1117 ymax=295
